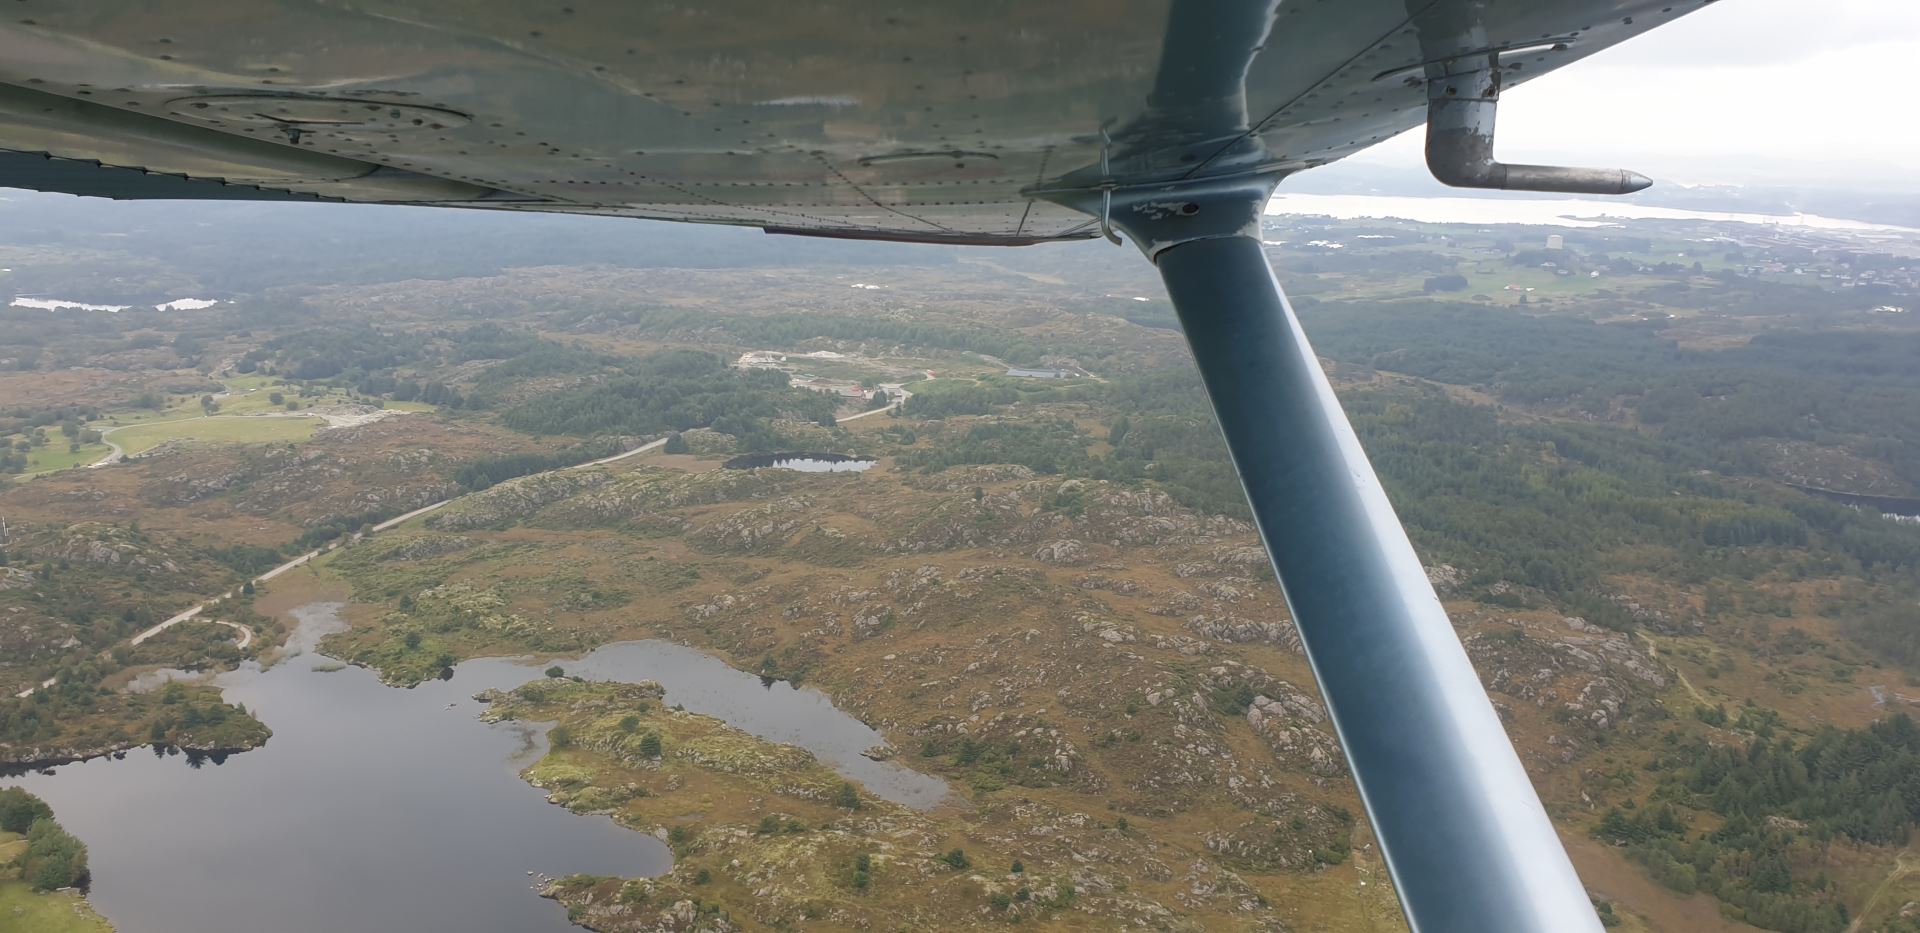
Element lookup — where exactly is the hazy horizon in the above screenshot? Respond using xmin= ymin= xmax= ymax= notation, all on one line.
xmin=1322 ymin=0 xmax=1920 ymax=192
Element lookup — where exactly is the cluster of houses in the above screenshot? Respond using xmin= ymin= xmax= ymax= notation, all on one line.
xmin=1724 ymin=229 xmax=1920 ymax=295
xmin=734 ymin=350 xmax=897 ymax=402
xmin=791 ymin=375 xmax=882 ymax=401
xmin=1004 ymin=366 xmax=1082 ymax=379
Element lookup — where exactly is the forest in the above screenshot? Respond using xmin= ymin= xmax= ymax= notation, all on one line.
xmin=498 ymin=349 xmax=838 ymax=444
xmin=257 ymin=323 xmax=842 ymax=449
xmin=257 ymin=321 xmax=611 ymax=409
xmin=1293 ymin=300 xmax=1920 ymax=489
xmin=1594 ymin=715 xmax=1920 ymax=933
xmin=451 ymin=439 xmax=629 ymax=491
xmin=550 ymin=305 xmax=1052 ymax=368
xmin=0 ymin=788 xmax=87 ymax=891
xmin=896 ymin=367 xmax=1920 ymax=643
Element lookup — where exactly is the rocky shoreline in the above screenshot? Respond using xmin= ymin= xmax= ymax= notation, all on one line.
xmin=0 ymin=736 xmax=268 ymax=777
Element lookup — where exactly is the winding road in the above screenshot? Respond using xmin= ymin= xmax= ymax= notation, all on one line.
xmin=17 ymin=434 xmax=673 ymax=699
xmin=17 ymin=398 xmax=917 ymax=700
xmin=86 ymin=429 xmax=125 ymax=468
xmin=833 ymin=376 xmax=922 ymax=424
xmin=836 ymin=396 xmax=907 ymax=424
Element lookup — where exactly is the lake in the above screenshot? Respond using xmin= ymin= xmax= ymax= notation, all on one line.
xmin=2 ymin=603 xmax=947 ymax=933
xmin=8 ymin=296 xmax=219 ymax=312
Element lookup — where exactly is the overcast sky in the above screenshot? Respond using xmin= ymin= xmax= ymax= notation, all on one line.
xmin=1337 ymin=0 xmax=1920 ymax=190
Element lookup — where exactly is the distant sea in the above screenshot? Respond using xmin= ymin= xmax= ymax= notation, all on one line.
xmin=1265 ymin=193 xmax=1920 ymax=235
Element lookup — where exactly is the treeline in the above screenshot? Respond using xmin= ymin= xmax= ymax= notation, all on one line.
xmin=901 ymin=420 xmax=1095 ymax=477
xmin=1836 ymin=592 xmax=1920 ymax=668
xmin=1295 ymin=301 xmax=1688 ymax=406
xmin=897 ymin=371 xmax=1253 ymax=519
xmin=1350 ymin=389 xmax=1920 ymax=598
xmin=0 ymin=551 xmax=185 ymax=668
xmin=209 ymin=543 xmax=292 ymax=575
xmin=902 ymin=378 xmax=1088 ymax=420
xmin=0 ymin=662 xmax=120 ymax=747
xmin=499 ymin=350 xmax=837 ymax=445
xmin=258 ymin=324 xmax=430 ymax=380
xmin=452 ymin=439 xmax=628 ymax=491
xmin=0 ymin=414 xmax=109 ymax=474
xmin=1595 ymin=716 xmax=1920 ymax=933
xmin=259 ymin=324 xmax=869 ymax=447
xmin=1294 ymin=300 xmax=1920 ymax=489
xmin=293 ymin=505 xmax=412 ymax=551
xmin=0 ymin=305 xmax=169 ymax=371
xmin=256 ymin=322 xmax=608 ymax=410
xmin=1093 ymin=370 xmax=1250 ymax=519
xmin=1 ymin=663 xmax=267 ymax=766
xmin=893 ymin=368 xmax=1920 ymax=625
xmin=0 ymin=403 xmax=102 ymax=437
xmin=0 ymin=788 xmax=88 ymax=891
xmin=553 ymin=305 xmax=1051 ymax=367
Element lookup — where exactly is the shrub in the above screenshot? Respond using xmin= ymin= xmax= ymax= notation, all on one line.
xmin=835 ymin=781 xmax=861 ymax=810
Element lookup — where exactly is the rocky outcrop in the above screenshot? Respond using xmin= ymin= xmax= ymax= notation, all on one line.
xmin=1246 ymin=693 xmax=1343 ymax=778
xmin=1027 ymin=480 xmax=1251 ymax=547
xmin=904 ymin=463 xmax=1036 ymax=491
xmin=689 ymin=497 xmax=816 ymax=553
xmin=1465 ymin=618 xmax=1669 ymax=749
xmin=1425 ymin=563 xmax=1463 ymax=594
xmin=676 ymin=427 xmax=738 ymax=455
xmin=1032 ymin=539 xmax=1089 ymax=565
xmin=557 ymin=469 xmax=793 ymax=522
xmin=429 ymin=470 xmax=610 ymax=530
xmin=372 ymin=533 xmax=476 ymax=562
xmin=1604 ymin=593 xmax=1692 ymax=633
xmin=55 ymin=522 xmax=183 ymax=574
xmin=1186 ymin=615 xmax=1301 ymax=653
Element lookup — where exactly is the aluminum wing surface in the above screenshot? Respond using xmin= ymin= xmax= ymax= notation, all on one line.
xmin=0 ymin=0 xmax=1702 ymax=242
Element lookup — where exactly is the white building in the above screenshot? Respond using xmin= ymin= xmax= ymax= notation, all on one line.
xmin=735 ymin=350 xmax=787 ymax=369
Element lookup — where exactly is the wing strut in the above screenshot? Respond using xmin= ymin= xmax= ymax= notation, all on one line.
xmin=1087 ymin=175 xmax=1602 ymax=932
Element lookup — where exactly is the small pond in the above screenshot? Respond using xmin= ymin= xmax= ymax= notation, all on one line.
xmin=723 ymin=451 xmax=877 ymax=473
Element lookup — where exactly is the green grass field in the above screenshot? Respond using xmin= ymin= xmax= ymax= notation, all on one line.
xmin=0 ymin=880 xmax=116 ymax=933
xmin=207 ymin=381 xmax=345 ymax=416
xmin=217 ymin=374 xmax=282 ymax=393
xmin=17 ymin=442 xmax=113 ymax=476
xmin=110 ymin=415 xmax=324 ymax=455
xmin=92 ymin=376 xmax=360 ymax=428
xmin=0 ymin=830 xmax=113 ymax=933
xmin=1 ymin=374 xmax=439 ymax=478
xmin=1457 ymin=264 xmax=1663 ymax=303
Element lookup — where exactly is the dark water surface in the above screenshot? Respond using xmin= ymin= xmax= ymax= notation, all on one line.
xmin=722 ymin=451 xmax=877 ymax=472
xmin=1786 ymin=482 xmax=1920 ymax=519
xmin=3 ymin=603 xmax=947 ymax=933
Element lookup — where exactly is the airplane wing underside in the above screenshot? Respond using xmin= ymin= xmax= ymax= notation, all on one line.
xmin=0 ymin=0 xmax=1703 ymax=244
xmin=0 ymin=4 xmax=1725 ymax=929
